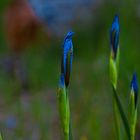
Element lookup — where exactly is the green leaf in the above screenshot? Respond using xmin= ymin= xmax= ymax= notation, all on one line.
xmin=0 ymin=133 xmax=2 ymax=140
xmin=57 ymin=86 xmax=70 ymax=138
xmin=66 ymin=95 xmax=73 ymax=140
xmin=113 ymin=99 xmax=121 ymax=140
xmin=112 ymin=86 xmax=131 ymax=140
xmin=128 ymin=90 xmax=137 ymax=140
xmin=116 ymin=47 xmax=120 ymax=74
xmin=110 ymin=57 xmax=117 ymax=89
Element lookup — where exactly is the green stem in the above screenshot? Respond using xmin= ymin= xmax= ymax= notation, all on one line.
xmin=130 ymin=127 xmax=136 ymax=140
xmin=0 ymin=133 xmax=2 ymax=140
xmin=130 ymin=134 xmax=134 ymax=140
xmin=64 ymin=133 xmax=69 ymax=140
xmin=69 ymin=116 xmax=73 ymax=140
xmin=130 ymin=111 xmax=137 ymax=140
xmin=113 ymin=98 xmax=121 ymax=140
xmin=57 ymin=85 xmax=73 ymax=140
xmin=66 ymin=91 xmax=73 ymax=140
xmin=112 ymin=86 xmax=131 ymax=140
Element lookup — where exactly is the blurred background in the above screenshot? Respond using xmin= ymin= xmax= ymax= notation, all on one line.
xmin=0 ymin=0 xmax=140 ymax=139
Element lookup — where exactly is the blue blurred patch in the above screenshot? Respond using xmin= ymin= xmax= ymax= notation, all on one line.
xmin=29 ymin=0 xmax=95 ymax=36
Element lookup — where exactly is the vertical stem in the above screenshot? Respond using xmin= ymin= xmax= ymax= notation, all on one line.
xmin=130 ymin=124 xmax=135 ymax=140
xmin=112 ymin=86 xmax=131 ymax=140
xmin=66 ymin=92 xmax=73 ymax=140
xmin=62 ymin=96 xmax=72 ymax=140
xmin=0 ymin=133 xmax=2 ymax=140
xmin=113 ymin=97 xmax=121 ymax=140
xmin=64 ymin=133 xmax=69 ymax=140
xmin=130 ymin=134 xmax=134 ymax=140
xmin=110 ymin=55 xmax=121 ymax=139
xmin=57 ymin=84 xmax=72 ymax=140
xmin=69 ymin=119 xmax=73 ymax=140
xmin=130 ymin=111 xmax=137 ymax=140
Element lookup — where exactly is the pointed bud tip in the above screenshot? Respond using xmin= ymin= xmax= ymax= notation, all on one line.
xmin=67 ymin=31 xmax=74 ymax=35
xmin=65 ymin=31 xmax=74 ymax=39
xmin=131 ymin=72 xmax=138 ymax=93
xmin=114 ymin=14 xmax=119 ymax=21
xmin=112 ymin=14 xmax=119 ymax=27
xmin=110 ymin=14 xmax=120 ymax=60
xmin=61 ymin=31 xmax=74 ymax=87
xmin=131 ymin=72 xmax=138 ymax=108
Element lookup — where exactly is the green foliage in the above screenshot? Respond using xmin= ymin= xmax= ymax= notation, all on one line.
xmin=112 ymin=86 xmax=131 ymax=140
xmin=57 ymin=83 xmax=70 ymax=139
xmin=110 ymin=57 xmax=118 ymax=89
xmin=0 ymin=133 xmax=2 ymax=140
xmin=128 ymin=90 xmax=138 ymax=140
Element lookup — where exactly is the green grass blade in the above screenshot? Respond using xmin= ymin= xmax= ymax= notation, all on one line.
xmin=112 ymin=86 xmax=131 ymax=139
xmin=69 ymin=119 xmax=73 ymax=140
xmin=0 ymin=133 xmax=2 ymax=140
xmin=113 ymin=99 xmax=121 ymax=140
xmin=128 ymin=90 xmax=137 ymax=140
xmin=66 ymin=91 xmax=73 ymax=140
xmin=57 ymin=86 xmax=69 ymax=140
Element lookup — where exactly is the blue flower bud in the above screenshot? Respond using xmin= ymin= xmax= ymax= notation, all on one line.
xmin=61 ymin=31 xmax=74 ymax=87
xmin=131 ymin=73 xmax=138 ymax=108
xmin=110 ymin=15 xmax=120 ymax=60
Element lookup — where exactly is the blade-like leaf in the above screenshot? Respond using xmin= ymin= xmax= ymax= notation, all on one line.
xmin=57 ymin=87 xmax=70 ymax=138
xmin=112 ymin=86 xmax=131 ymax=139
xmin=110 ymin=57 xmax=117 ymax=89
xmin=66 ymin=95 xmax=73 ymax=140
xmin=0 ymin=133 xmax=2 ymax=140
xmin=128 ymin=90 xmax=138 ymax=140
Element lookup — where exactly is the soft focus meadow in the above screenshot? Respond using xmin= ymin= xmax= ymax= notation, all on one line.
xmin=0 ymin=0 xmax=140 ymax=140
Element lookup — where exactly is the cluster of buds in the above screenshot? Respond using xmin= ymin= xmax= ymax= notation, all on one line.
xmin=110 ymin=15 xmax=139 ymax=140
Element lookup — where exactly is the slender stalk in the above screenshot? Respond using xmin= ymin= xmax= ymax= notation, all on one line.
xmin=112 ymin=86 xmax=131 ymax=140
xmin=65 ymin=92 xmax=70 ymax=140
xmin=57 ymin=74 xmax=71 ymax=140
xmin=0 ymin=133 xmax=2 ymax=140
xmin=110 ymin=57 xmax=121 ymax=140
xmin=129 ymin=111 xmax=137 ymax=140
xmin=109 ymin=14 xmax=120 ymax=139
xmin=66 ymin=94 xmax=73 ymax=140
xmin=113 ymin=98 xmax=121 ymax=140
xmin=57 ymin=84 xmax=73 ymax=140
xmin=63 ymin=103 xmax=72 ymax=140
xmin=129 ymin=73 xmax=138 ymax=140
xmin=129 ymin=100 xmax=136 ymax=140
xmin=69 ymin=118 xmax=73 ymax=140
xmin=130 ymin=111 xmax=137 ymax=140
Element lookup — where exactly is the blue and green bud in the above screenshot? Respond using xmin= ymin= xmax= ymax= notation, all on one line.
xmin=58 ymin=31 xmax=74 ymax=140
xmin=109 ymin=15 xmax=121 ymax=140
xmin=109 ymin=15 xmax=120 ymax=89
xmin=110 ymin=15 xmax=120 ymax=61
xmin=129 ymin=73 xmax=139 ymax=140
xmin=131 ymin=73 xmax=138 ymax=108
xmin=61 ymin=31 xmax=74 ymax=88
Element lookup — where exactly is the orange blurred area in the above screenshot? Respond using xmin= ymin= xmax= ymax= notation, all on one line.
xmin=4 ymin=0 xmax=42 ymax=53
